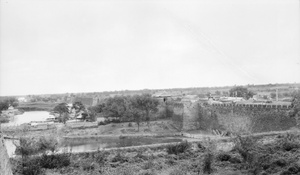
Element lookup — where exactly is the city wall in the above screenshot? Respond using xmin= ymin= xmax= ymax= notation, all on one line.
xmin=169 ymin=101 xmax=296 ymax=133
xmin=0 ymin=134 xmax=13 ymax=175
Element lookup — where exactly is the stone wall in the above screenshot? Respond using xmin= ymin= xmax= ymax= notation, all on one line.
xmin=210 ymin=103 xmax=295 ymax=133
xmin=168 ymin=100 xmax=296 ymax=133
xmin=166 ymin=101 xmax=184 ymax=131
xmin=0 ymin=134 xmax=13 ymax=175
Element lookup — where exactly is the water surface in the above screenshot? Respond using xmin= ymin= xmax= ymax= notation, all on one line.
xmin=2 ymin=111 xmax=53 ymax=126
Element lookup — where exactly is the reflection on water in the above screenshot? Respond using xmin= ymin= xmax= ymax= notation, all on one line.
xmin=2 ymin=111 xmax=53 ymax=126
xmin=5 ymin=136 xmax=183 ymax=156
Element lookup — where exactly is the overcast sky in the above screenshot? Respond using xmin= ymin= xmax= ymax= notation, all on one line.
xmin=0 ymin=0 xmax=299 ymax=96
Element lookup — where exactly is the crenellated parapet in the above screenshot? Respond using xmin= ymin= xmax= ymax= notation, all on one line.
xmin=211 ymin=103 xmax=292 ymax=109
xmin=168 ymin=99 xmax=296 ymax=133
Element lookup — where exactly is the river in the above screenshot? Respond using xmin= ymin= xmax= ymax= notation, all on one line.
xmin=1 ymin=111 xmax=53 ymax=127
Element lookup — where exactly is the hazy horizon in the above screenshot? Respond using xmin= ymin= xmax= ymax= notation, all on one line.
xmin=1 ymin=0 xmax=299 ymax=96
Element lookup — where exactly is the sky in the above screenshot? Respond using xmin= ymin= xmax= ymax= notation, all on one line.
xmin=0 ymin=0 xmax=299 ymax=96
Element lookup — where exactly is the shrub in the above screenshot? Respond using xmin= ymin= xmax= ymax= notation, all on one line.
xmin=197 ymin=143 xmax=206 ymax=151
xmin=0 ymin=116 xmax=9 ymax=123
xmin=128 ymin=122 xmax=133 ymax=127
xmin=98 ymin=121 xmax=106 ymax=125
xmin=20 ymin=157 xmax=43 ymax=175
xmin=272 ymin=159 xmax=287 ymax=167
xmin=233 ymin=135 xmax=257 ymax=164
xmin=277 ymin=132 xmax=300 ymax=151
xmin=111 ymin=152 xmax=128 ymax=163
xmin=39 ymin=153 xmax=70 ymax=169
xmin=139 ymin=170 xmax=157 ymax=175
xmin=202 ymin=152 xmax=213 ymax=174
xmin=143 ymin=159 xmax=155 ymax=170
xmin=15 ymin=137 xmax=39 ymax=156
xmin=169 ymin=167 xmax=188 ymax=175
xmin=95 ymin=150 xmax=108 ymax=165
xmin=38 ymin=136 xmax=58 ymax=153
xmin=166 ymin=141 xmax=191 ymax=155
xmin=287 ymin=164 xmax=300 ymax=174
xmin=81 ymin=160 xmax=96 ymax=171
xmin=216 ymin=152 xmax=231 ymax=161
xmin=229 ymin=157 xmax=242 ymax=164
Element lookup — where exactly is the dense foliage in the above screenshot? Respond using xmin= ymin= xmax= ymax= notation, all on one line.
xmin=0 ymin=97 xmax=18 ymax=113
xmin=99 ymin=94 xmax=159 ymax=131
xmin=229 ymin=86 xmax=255 ymax=99
xmin=53 ymin=103 xmax=69 ymax=124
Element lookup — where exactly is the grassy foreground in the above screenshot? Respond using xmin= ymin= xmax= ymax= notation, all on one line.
xmin=10 ymin=131 xmax=300 ymax=175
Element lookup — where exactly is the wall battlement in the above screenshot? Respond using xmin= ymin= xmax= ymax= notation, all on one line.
xmin=211 ymin=103 xmax=291 ymax=109
xmin=169 ymin=100 xmax=295 ymax=132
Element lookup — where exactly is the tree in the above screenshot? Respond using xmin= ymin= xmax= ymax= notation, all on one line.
xmin=72 ymin=101 xmax=86 ymax=118
xmin=270 ymin=92 xmax=276 ymax=99
xmin=0 ymin=97 xmax=19 ymax=113
xmin=130 ymin=94 xmax=159 ymax=128
xmin=127 ymin=104 xmax=143 ymax=131
xmin=0 ymin=101 xmax=9 ymax=113
xmin=53 ymin=103 xmax=69 ymax=124
xmin=102 ymin=96 xmax=129 ymax=121
xmin=215 ymin=91 xmax=221 ymax=96
xmin=89 ymin=103 xmax=105 ymax=114
xmin=229 ymin=86 xmax=255 ymax=100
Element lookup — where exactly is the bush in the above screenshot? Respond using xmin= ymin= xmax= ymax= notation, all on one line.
xmin=111 ymin=152 xmax=128 ymax=163
xmin=197 ymin=143 xmax=206 ymax=151
xmin=15 ymin=137 xmax=40 ymax=156
xmin=216 ymin=152 xmax=231 ymax=161
xmin=16 ymin=157 xmax=43 ymax=175
xmin=277 ymin=133 xmax=300 ymax=151
xmin=95 ymin=150 xmax=108 ymax=165
xmin=202 ymin=152 xmax=213 ymax=174
xmin=39 ymin=153 xmax=70 ymax=169
xmin=128 ymin=122 xmax=133 ymax=127
xmin=166 ymin=141 xmax=191 ymax=155
xmin=81 ymin=160 xmax=96 ymax=171
xmin=38 ymin=136 xmax=58 ymax=153
xmin=169 ymin=167 xmax=188 ymax=175
xmin=287 ymin=164 xmax=300 ymax=174
xmin=233 ymin=135 xmax=257 ymax=164
xmin=98 ymin=121 xmax=106 ymax=125
xmin=0 ymin=116 xmax=9 ymax=123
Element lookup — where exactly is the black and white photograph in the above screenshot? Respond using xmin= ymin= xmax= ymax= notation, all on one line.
xmin=0 ymin=0 xmax=300 ymax=174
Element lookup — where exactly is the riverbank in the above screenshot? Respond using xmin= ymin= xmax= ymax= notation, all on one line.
xmin=9 ymin=130 xmax=300 ymax=175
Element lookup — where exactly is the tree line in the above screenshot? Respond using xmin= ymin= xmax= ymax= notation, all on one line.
xmin=53 ymin=94 xmax=160 ymax=131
